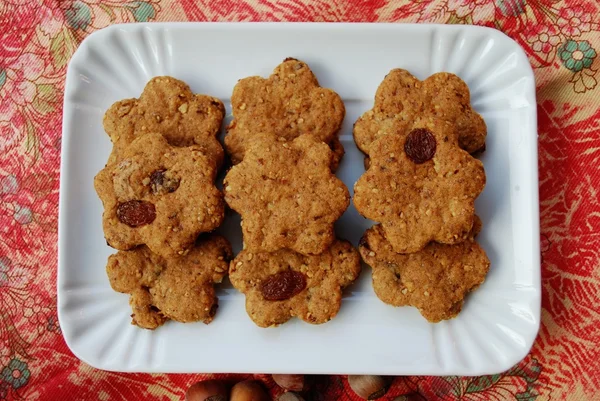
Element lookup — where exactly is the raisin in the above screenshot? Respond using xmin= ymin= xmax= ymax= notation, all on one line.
xmin=117 ymin=200 xmax=156 ymax=227
xmin=149 ymin=169 xmax=179 ymax=195
xmin=260 ymin=270 xmax=307 ymax=301
xmin=404 ymin=128 xmax=437 ymax=164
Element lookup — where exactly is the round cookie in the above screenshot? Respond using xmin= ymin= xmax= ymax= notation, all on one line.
xmin=106 ymin=234 xmax=232 ymax=329
xmin=353 ymin=69 xmax=487 ymax=157
xmin=359 ymin=219 xmax=489 ymax=323
xmin=104 ymin=76 xmax=225 ymax=167
xmin=224 ymin=134 xmax=350 ymax=255
xmin=353 ymin=117 xmax=486 ymax=254
xmin=224 ymin=58 xmax=345 ymax=167
xmin=229 ymin=239 xmax=361 ymax=327
xmin=95 ymin=132 xmax=224 ymax=258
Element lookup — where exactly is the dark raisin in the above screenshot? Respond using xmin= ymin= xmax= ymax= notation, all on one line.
xmin=260 ymin=270 xmax=307 ymax=301
xmin=404 ymin=128 xmax=437 ymax=164
xmin=149 ymin=169 xmax=180 ymax=195
xmin=117 ymin=200 xmax=156 ymax=227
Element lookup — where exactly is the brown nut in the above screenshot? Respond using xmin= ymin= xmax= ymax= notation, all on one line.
xmin=278 ymin=393 xmax=305 ymax=401
xmin=230 ymin=380 xmax=270 ymax=401
xmin=185 ymin=379 xmax=229 ymax=401
xmin=272 ymin=374 xmax=305 ymax=392
xmin=348 ymin=375 xmax=388 ymax=400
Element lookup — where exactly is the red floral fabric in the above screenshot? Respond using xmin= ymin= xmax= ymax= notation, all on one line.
xmin=1 ymin=0 xmax=599 ymax=400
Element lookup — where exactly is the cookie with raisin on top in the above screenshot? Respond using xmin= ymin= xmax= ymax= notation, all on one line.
xmin=94 ymin=132 xmax=224 ymax=258
xmin=353 ymin=117 xmax=485 ymax=254
xmin=229 ymin=239 xmax=360 ymax=328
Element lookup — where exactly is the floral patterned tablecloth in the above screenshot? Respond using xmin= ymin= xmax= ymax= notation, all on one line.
xmin=1 ymin=0 xmax=599 ymax=400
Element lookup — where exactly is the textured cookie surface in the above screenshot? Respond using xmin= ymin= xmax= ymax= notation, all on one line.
xmin=224 ymin=134 xmax=350 ymax=255
xmin=106 ymin=234 xmax=232 ymax=329
xmin=104 ymin=76 xmax=225 ymax=166
xmin=354 ymin=69 xmax=486 ymax=157
xmin=224 ymin=58 xmax=345 ymax=167
xmin=95 ymin=133 xmax=224 ymax=258
xmin=359 ymin=219 xmax=489 ymax=322
xmin=229 ymin=239 xmax=361 ymax=327
xmin=353 ymin=118 xmax=486 ymax=253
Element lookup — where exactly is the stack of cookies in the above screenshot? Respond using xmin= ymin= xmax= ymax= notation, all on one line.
xmin=223 ymin=58 xmax=361 ymax=327
xmin=352 ymin=69 xmax=491 ymax=322
xmin=94 ymin=77 xmax=231 ymax=329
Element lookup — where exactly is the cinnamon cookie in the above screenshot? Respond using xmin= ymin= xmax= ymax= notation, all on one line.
xmin=104 ymin=76 xmax=225 ymax=166
xmin=95 ymin=133 xmax=224 ymax=258
xmin=354 ymin=69 xmax=486 ymax=159
xmin=224 ymin=58 xmax=345 ymax=167
xmin=224 ymin=134 xmax=350 ymax=255
xmin=353 ymin=118 xmax=486 ymax=253
xmin=106 ymin=234 xmax=232 ymax=329
xmin=359 ymin=218 xmax=489 ymax=322
xmin=229 ymin=240 xmax=361 ymax=327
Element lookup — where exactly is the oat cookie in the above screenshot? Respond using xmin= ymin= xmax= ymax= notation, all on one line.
xmin=95 ymin=133 xmax=224 ymax=258
xmin=224 ymin=58 xmax=345 ymax=167
xmin=359 ymin=218 xmax=489 ymax=322
xmin=354 ymin=69 xmax=486 ymax=159
xmin=106 ymin=234 xmax=232 ymax=329
xmin=224 ymin=134 xmax=350 ymax=255
xmin=353 ymin=118 xmax=486 ymax=253
xmin=229 ymin=239 xmax=361 ymax=327
xmin=104 ymin=76 xmax=225 ymax=166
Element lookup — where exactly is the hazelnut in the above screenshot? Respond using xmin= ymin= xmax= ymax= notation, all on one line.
xmin=347 ymin=375 xmax=389 ymax=400
xmin=278 ymin=393 xmax=305 ymax=401
xmin=230 ymin=380 xmax=270 ymax=401
xmin=185 ymin=379 xmax=229 ymax=401
xmin=272 ymin=374 xmax=305 ymax=392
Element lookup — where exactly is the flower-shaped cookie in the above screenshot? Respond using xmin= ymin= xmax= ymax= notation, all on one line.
xmin=354 ymin=69 xmax=486 ymax=160
xmin=94 ymin=133 xmax=224 ymax=258
xmin=353 ymin=118 xmax=486 ymax=253
xmin=224 ymin=134 xmax=350 ymax=255
xmin=359 ymin=218 xmax=489 ymax=322
xmin=224 ymin=58 xmax=346 ymax=169
xmin=104 ymin=76 xmax=225 ymax=166
xmin=229 ymin=239 xmax=361 ymax=327
xmin=106 ymin=234 xmax=232 ymax=329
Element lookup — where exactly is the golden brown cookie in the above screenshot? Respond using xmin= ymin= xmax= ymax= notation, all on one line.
xmin=224 ymin=58 xmax=345 ymax=167
xmin=106 ymin=234 xmax=232 ymax=329
xmin=229 ymin=239 xmax=361 ymax=327
xmin=104 ymin=76 xmax=225 ymax=166
xmin=359 ymin=218 xmax=489 ymax=322
xmin=224 ymin=134 xmax=350 ymax=255
xmin=354 ymin=69 xmax=486 ymax=158
xmin=95 ymin=133 xmax=224 ymax=258
xmin=353 ymin=118 xmax=486 ymax=254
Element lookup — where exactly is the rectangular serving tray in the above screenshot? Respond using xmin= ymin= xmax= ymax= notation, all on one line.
xmin=58 ymin=22 xmax=540 ymax=375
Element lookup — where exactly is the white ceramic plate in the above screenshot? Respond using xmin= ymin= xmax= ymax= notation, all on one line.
xmin=58 ymin=23 xmax=540 ymax=375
